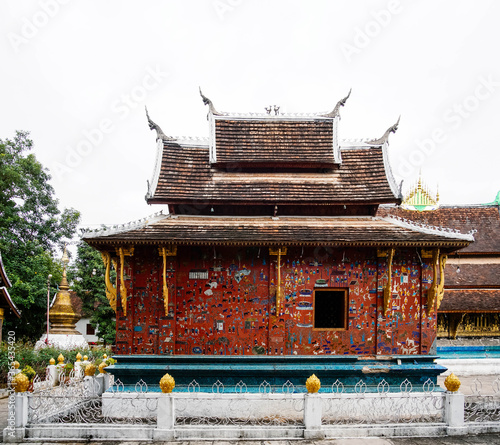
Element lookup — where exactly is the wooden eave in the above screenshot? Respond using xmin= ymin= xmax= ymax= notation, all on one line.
xmin=0 ymin=287 xmax=21 ymax=318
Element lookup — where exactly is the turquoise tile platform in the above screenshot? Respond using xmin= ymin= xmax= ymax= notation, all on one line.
xmin=107 ymin=355 xmax=446 ymax=392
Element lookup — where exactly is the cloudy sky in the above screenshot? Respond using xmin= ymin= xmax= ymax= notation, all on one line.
xmin=1 ymin=0 xmax=499 ymax=231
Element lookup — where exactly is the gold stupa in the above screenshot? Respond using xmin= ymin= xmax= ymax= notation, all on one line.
xmin=48 ymin=248 xmax=81 ymax=334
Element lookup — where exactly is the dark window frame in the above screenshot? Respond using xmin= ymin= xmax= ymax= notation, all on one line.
xmin=313 ymin=287 xmax=348 ymax=330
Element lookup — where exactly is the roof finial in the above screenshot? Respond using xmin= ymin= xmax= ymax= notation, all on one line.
xmin=321 ymin=89 xmax=352 ymax=118
xmin=367 ymin=116 xmax=400 ymax=146
xmin=199 ymin=87 xmax=224 ymax=116
xmin=145 ymin=107 xmax=171 ymax=141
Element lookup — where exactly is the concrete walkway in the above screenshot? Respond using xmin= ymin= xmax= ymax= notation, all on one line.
xmin=4 ymin=437 xmax=500 ymax=444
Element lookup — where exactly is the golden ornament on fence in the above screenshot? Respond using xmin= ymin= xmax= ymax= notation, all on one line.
xmin=49 ymin=358 xmax=55 ymax=365
xmin=84 ymin=363 xmax=96 ymax=377
xmin=76 ymin=353 xmax=82 ymax=362
xmin=57 ymin=354 xmax=65 ymax=364
xmin=444 ymin=373 xmax=461 ymax=392
xmin=11 ymin=372 xmax=30 ymax=393
xmin=159 ymin=373 xmax=175 ymax=393
xmin=13 ymin=361 xmax=20 ymax=369
xmin=98 ymin=362 xmax=108 ymax=374
xmin=306 ymin=374 xmax=321 ymax=393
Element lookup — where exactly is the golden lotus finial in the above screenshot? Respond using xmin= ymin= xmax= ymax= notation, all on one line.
xmin=11 ymin=373 xmax=30 ymax=393
xmin=84 ymin=363 xmax=96 ymax=377
xmin=13 ymin=361 xmax=20 ymax=369
xmin=98 ymin=362 xmax=108 ymax=374
xmin=306 ymin=374 xmax=321 ymax=393
xmin=76 ymin=352 xmax=82 ymax=362
xmin=159 ymin=373 xmax=175 ymax=393
xmin=57 ymin=354 xmax=65 ymax=364
xmin=49 ymin=358 xmax=55 ymax=365
xmin=444 ymin=372 xmax=461 ymax=392
xmin=83 ymin=355 xmax=88 ymax=361
xmin=103 ymin=353 xmax=108 ymax=360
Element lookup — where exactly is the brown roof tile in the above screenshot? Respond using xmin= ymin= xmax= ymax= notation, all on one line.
xmin=214 ymin=119 xmax=335 ymax=165
xmin=84 ymin=215 xmax=472 ymax=248
xmin=439 ymin=289 xmax=500 ymax=312
xmin=445 ymin=263 xmax=500 ymax=287
xmin=149 ymin=144 xmax=399 ymax=205
xmin=377 ymin=206 xmax=500 ymax=254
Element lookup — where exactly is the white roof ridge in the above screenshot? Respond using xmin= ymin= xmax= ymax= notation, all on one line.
xmin=379 ymin=215 xmax=476 ymax=241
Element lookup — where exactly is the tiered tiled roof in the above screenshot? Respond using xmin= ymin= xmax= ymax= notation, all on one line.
xmin=377 ymin=205 xmax=500 ymax=254
xmin=214 ymin=119 xmax=336 ymax=167
xmin=445 ymin=263 xmax=500 ymax=288
xmin=147 ymin=143 xmax=400 ymax=205
xmin=84 ymin=215 xmax=473 ymax=248
xmin=439 ymin=289 xmax=500 ymax=312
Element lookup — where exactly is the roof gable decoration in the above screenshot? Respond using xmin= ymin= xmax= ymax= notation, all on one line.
xmin=402 ymin=176 xmax=439 ymax=211
xmin=365 ymin=116 xmax=402 ymax=200
xmin=381 ymin=215 xmax=476 ymax=242
xmin=146 ymin=137 xmax=164 ymax=200
xmin=201 ymin=89 xmax=352 ymax=167
xmin=0 ymin=253 xmax=21 ymax=318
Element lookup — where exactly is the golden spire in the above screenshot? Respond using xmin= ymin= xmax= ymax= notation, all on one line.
xmin=48 ymin=246 xmax=81 ymax=335
xmin=402 ymin=173 xmax=439 ymax=211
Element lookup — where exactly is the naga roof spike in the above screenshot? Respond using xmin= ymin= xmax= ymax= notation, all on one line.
xmin=145 ymin=106 xmax=172 ymax=141
xmin=321 ymin=88 xmax=352 ymax=118
xmin=367 ymin=115 xmax=401 ymax=146
xmin=199 ymin=87 xmax=224 ymax=116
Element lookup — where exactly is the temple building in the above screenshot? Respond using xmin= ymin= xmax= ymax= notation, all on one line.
xmin=379 ymin=187 xmax=500 ymax=339
xmin=83 ymin=91 xmax=475 ymax=388
xmin=0 ymin=253 xmax=21 ymax=343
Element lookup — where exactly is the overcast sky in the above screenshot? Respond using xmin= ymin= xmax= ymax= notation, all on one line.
xmin=1 ymin=0 xmax=499 ymax=232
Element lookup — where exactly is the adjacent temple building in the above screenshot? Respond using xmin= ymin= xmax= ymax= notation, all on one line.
xmin=83 ymin=91 xmax=475 ymax=388
xmin=379 ymin=182 xmax=500 ymax=339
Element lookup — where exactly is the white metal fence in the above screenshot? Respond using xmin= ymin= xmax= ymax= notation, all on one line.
xmin=4 ymin=374 xmax=500 ymax=442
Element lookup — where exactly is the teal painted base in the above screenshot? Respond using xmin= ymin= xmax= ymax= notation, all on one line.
xmin=108 ymin=355 xmax=446 ymax=393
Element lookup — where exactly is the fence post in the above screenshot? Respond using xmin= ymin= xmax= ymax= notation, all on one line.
xmin=303 ymin=393 xmax=324 ymax=439
xmin=3 ymin=393 xmax=28 ymax=442
xmin=445 ymin=392 xmax=467 ymax=435
xmin=153 ymin=394 xmax=175 ymax=440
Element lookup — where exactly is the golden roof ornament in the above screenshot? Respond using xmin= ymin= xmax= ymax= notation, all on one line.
xmin=306 ymin=374 xmax=321 ymax=393
xmin=402 ymin=174 xmax=439 ymax=211
xmin=48 ymin=246 xmax=81 ymax=335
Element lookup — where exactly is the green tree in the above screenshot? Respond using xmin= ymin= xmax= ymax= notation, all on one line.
xmin=71 ymin=241 xmax=116 ymax=346
xmin=0 ymin=131 xmax=80 ymax=340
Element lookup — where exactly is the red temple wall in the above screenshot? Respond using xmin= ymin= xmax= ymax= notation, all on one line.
xmin=113 ymin=246 xmax=437 ymax=356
